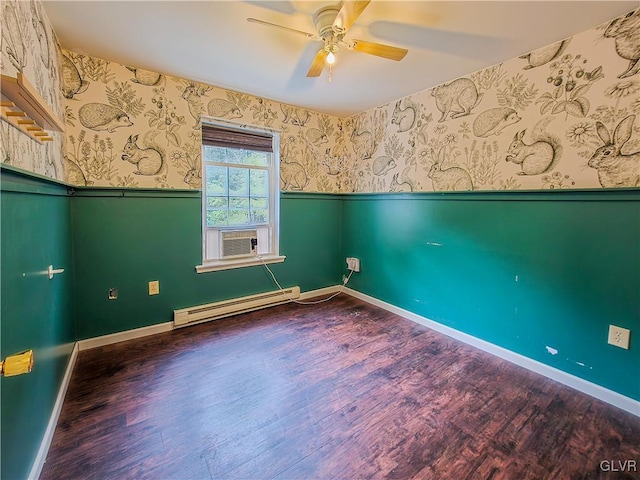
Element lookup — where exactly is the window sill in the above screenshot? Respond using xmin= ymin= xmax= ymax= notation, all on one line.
xmin=196 ymin=255 xmax=286 ymax=273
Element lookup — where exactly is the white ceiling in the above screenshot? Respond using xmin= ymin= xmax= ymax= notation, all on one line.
xmin=43 ymin=1 xmax=637 ymax=118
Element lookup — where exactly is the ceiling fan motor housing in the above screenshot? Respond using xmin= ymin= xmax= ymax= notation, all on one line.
xmin=313 ymin=5 xmax=342 ymax=38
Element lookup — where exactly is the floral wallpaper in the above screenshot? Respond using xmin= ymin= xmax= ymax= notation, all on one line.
xmin=1 ymin=0 xmax=65 ymax=181
xmin=4 ymin=2 xmax=638 ymax=193
xmin=60 ymin=50 xmax=347 ymax=192
xmin=346 ymin=8 xmax=640 ymax=192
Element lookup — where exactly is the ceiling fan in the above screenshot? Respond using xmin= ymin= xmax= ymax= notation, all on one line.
xmin=247 ymin=1 xmax=408 ymax=80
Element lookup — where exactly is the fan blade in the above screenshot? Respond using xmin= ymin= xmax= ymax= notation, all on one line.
xmin=247 ymin=18 xmax=317 ymax=39
xmin=333 ymin=1 xmax=371 ymax=33
xmin=350 ymin=39 xmax=408 ymax=61
xmin=307 ymin=49 xmax=328 ymax=77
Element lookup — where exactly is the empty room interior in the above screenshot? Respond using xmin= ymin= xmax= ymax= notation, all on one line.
xmin=2 ymin=0 xmax=640 ymax=478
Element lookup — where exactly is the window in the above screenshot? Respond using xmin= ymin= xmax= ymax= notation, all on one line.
xmin=196 ymin=121 xmax=283 ymax=273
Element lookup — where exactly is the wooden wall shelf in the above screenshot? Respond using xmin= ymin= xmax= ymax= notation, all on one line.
xmin=1 ymin=73 xmax=64 ymax=143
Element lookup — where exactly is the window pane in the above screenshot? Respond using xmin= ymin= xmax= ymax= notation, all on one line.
xmin=207 ymin=209 xmax=228 ymax=227
xmin=204 ymin=145 xmax=269 ymax=167
xmin=229 ymin=209 xmax=249 ymax=226
xmin=207 ymin=197 xmax=227 ymax=208
xmin=250 ymin=197 xmax=268 ymax=209
xmin=206 ymin=165 xmax=228 ymax=195
xmin=205 ymin=146 xmax=242 ymax=165
xmin=250 ymin=169 xmax=269 ymax=196
xmin=250 ymin=198 xmax=268 ymax=224
xmin=229 ymin=197 xmax=249 ymax=209
xmin=244 ymin=150 xmax=269 ymax=167
xmin=229 ymin=167 xmax=249 ymax=196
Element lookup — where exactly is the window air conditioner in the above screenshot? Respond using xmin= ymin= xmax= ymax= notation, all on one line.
xmin=220 ymin=230 xmax=258 ymax=259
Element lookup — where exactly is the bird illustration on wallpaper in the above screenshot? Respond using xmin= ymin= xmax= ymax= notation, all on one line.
xmin=2 ymin=2 xmax=27 ymax=72
xmin=519 ymin=39 xmax=570 ymax=70
xmin=505 ymin=118 xmax=561 ymax=176
xmin=604 ymin=9 xmax=640 ymax=78
xmin=472 ymin=107 xmax=521 ymax=137
xmin=29 ymin=0 xmax=50 ymax=69
xmin=79 ymin=103 xmax=133 ymax=132
xmin=589 ymin=115 xmax=640 ymax=188
xmin=428 ymin=146 xmax=473 ymax=191
xmin=125 ymin=66 xmax=162 ymax=86
xmin=432 ymin=78 xmax=483 ymax=123
xmin=121 ymin=133 xmax=165 ymax=176
xmin=61 ymin=54 xmax=89 ymax=99
xmin=181 ymin=82 xmax=212 ymax=129
xmin=391 ymin=99 xmax=417 ymax=133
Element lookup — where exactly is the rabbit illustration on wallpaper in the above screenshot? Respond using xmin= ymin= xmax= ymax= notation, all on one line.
xmin=428 ymin=146 xmax=473 ymax=191
xmin=281 ymin=158 xmax=308 ymax=190
xmin=588 ymin=115 xmax=640 ymax=188
xmin=604 ymin=9 xmax=640 ymax=78
xmin=181 ymin=82 xmax=213 ymax=129
xmin=431 ymin=78 xmax=483 ymax=123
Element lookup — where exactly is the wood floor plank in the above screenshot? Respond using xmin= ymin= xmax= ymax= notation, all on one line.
xmin=41 ymin=295 xmax=640 ymax=480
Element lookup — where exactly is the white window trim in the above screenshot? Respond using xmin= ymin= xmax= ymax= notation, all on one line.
xmin=197 ymin=116 xmax=282 ymax=273
xmin=196 ymin=255 xmax=286 ymax=273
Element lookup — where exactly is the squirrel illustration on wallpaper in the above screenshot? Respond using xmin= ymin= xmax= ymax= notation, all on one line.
xmin=391 ymin=99 xmax=417 ymax=132
xmin=506 ymin=118 xmax=561 ymax=176
xmin=121 ymin=132 xmax=165 ymax=176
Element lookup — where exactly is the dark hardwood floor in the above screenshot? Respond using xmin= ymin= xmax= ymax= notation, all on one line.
xmin=41 ymin=295 xmax=640 ymax=480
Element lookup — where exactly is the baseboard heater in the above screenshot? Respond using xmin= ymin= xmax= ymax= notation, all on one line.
xmin=173 ymin=286 xmax=301 ymax=328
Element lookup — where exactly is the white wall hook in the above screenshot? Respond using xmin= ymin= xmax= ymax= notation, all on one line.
xmin=47 ymin=265 xmax=64 ymax=280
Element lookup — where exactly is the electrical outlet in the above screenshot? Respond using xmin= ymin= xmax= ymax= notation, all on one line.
xmin=148 ymin=280 xmax=160 ymax=296
xmin=346 ymin=257 xmax=360 ymax=272
xmin=608 ymin=325 xmax=630 ymax=349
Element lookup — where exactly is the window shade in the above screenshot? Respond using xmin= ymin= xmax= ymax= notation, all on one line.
xmin=202 ymin=124 xmax=273 ymax=152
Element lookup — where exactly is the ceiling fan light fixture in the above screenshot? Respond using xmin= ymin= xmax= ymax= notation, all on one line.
xmin=326 ymin=51 xmax=336 ymax=65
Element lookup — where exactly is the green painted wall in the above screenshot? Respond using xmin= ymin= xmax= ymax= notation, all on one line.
xmin=2 ymin=165 xmax=639 ymax=479
xmin=71 ymin=191 xmax=343 ymax=339
xmin=1 ymin=170 xmax=75 ymax=480
xmin=341 ymin=191 xmax=640 ymax=400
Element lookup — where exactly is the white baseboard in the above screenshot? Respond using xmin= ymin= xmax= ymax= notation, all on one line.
xmin=77 ymin=286 xmax=342 ymax=351
xmin=344 ymin=287 xmax=640 ymax=417
xmin=78 ymin=322 xmax=174 ymax=351
xmin=29 ymin=342 xmax=79 ymax=480
xmin=300 ymin=285 xmax=341 ymax=300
